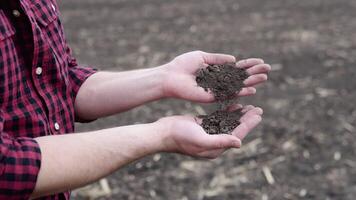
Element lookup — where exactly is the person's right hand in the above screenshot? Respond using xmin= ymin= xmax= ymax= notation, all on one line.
xmin=156 ymin=105 xmax=263 ymax=159
xmin=160 ymin=51 xmax=271 ymax=103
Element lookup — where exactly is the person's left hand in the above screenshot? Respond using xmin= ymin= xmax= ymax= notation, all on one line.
xmin=160 ymin=51 xmax=271 ymax=103
xmin=156 ymin=105 xmax=263 ymax=159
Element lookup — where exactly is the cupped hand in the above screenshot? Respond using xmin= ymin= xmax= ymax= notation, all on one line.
xmin=161 ymin=51 xmax=271 ymax=102
xmin=156 ymin=105 xmax=263 ymax=159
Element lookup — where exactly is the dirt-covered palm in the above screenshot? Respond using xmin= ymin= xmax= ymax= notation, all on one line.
xmin=158 ymin=106 xmax=263 ymax=159
xmin=161 ymin=51 xmax=271 ymax=103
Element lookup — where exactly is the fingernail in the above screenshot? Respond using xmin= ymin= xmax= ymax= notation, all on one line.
xmin=233 ymin=140 xmax=241 ymax=147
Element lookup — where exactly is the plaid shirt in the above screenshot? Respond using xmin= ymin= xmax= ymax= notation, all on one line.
xmin=0 ymin=0 xmax=96 ymax=199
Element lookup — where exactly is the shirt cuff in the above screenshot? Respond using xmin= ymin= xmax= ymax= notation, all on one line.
xmin=0 ymin=136 xmax=41 ymax=199
xmin=68 ymin=66 xmax=98 ymax=123
xmin=68 ymin=66 xmax=97 ymax=97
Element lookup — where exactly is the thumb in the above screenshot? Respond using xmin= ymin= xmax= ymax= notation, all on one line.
xmin=201 ymin=52 xmax=236 ymax=65
xmin=200 ymin=134 xmax=241 ymax=149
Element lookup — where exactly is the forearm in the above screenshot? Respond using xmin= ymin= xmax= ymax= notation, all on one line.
xmin=31 ymin=123 xmax=165 ymax=199
xmin=74 ymin=66 xmax=166 ymax=121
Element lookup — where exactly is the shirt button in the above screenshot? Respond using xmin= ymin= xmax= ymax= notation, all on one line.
xmin=51 ymin=4 xmax=56 ymax=12
xmin=12 ymin=10 xmax=21 ymax=17
xmin=54 ymin=122 xmax=60 ymax=131
xmin=35 ymin=67 xmax=43 ymax=75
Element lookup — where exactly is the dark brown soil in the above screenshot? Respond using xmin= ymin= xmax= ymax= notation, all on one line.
xmin=200 ymin=109 xmax=244 ymax=135
xmin=196 ymin=63 xmax=248 ymax=102
xmin=196 ymin=63 xmax=248 ymax=134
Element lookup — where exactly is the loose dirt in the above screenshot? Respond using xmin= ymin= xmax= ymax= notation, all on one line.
xmin=199 ymin=109 xmax=244 ymax=135
xmin=196 ymin=63 xmax=248 ymax=134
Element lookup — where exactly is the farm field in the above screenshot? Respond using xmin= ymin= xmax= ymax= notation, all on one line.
xmin=59 ymin=0 xmax=356 ymax=199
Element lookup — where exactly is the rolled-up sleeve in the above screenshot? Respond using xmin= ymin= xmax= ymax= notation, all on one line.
xmin=0 ymin=118 xmax=41 ymax=199
xmin=65 ymin=45 xmax=98 ymax=122
xmin=67 ymin=56 xmax=97 ymax=98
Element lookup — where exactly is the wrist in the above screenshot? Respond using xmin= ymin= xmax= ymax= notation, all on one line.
xmin=152 ymin=118 xmax=176 ymax=153
xmin=156 ymin=63 xmax=173 ymax=99
xmin=110 ymin=123 xmax=167 ymax=156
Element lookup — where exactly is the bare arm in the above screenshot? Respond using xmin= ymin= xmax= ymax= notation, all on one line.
xmin=75 ymin=51 xmax=270 ymax=121
xmin=31 ymin=123 xmax=163 ymax=199
xmin=30 ymin=51 xmax=269 ymax=198
xmin=30 ymin=106 xmax=263 ymax=199
xmin=74 ymin=67 xmax=166 ymax=121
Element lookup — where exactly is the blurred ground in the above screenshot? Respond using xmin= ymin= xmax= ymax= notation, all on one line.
xmin=58 ymin=0 xmax=356 ymax=199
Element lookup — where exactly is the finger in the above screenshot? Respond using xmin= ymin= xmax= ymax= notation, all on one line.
xmin=227 ymin=104 xmax=243 ymax=112
xmin=236 ymin=58 xmax=264 ymax=68
xmin=232 ymin=115 xmax=262 ymax=140
xmin=243 ymin=74 xmax=268 ymax=87
xmin=240 ymin=107 xmax=263 ymax=121
xmin=200 ymin=134 xmax=241 ymax=149
xmin=241 ymin=105 xmax=255 ymax=113
xmin=201 ymin=52 xmax=236 ymax=65
xmin=237 ymin=87 xmax=256 ymax=96
xmin=246 ymin=64 xmax=271 ymax=75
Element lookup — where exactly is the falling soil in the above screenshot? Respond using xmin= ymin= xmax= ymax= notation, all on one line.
xmin=196 ymin=63 xmax=248 ymax=134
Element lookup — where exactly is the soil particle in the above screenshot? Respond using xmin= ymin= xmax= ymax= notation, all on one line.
xmin=196 ymin=63 xmax=248 ymax=135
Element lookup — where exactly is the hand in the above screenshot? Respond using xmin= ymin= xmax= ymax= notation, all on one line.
xmin=156 ymin=105 xmax=263 ymax=159
xmin=160 ymin=51 xmax=271 ymax=103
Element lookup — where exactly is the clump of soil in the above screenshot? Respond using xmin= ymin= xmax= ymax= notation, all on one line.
xmin=196 ymin=63 xmax=248 ymax=102
xmin=196 ymin=63 xmax=248 ymax=135
xmin=200 ymin=109 xmax=244 ymax=135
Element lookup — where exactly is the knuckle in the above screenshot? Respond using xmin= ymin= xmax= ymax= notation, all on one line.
xmin=193 ymin=50 xmax=204 ymax=54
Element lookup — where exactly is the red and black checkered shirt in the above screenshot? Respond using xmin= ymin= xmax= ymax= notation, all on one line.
xmin=0 ymin=0 xmax=96 ymax=199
